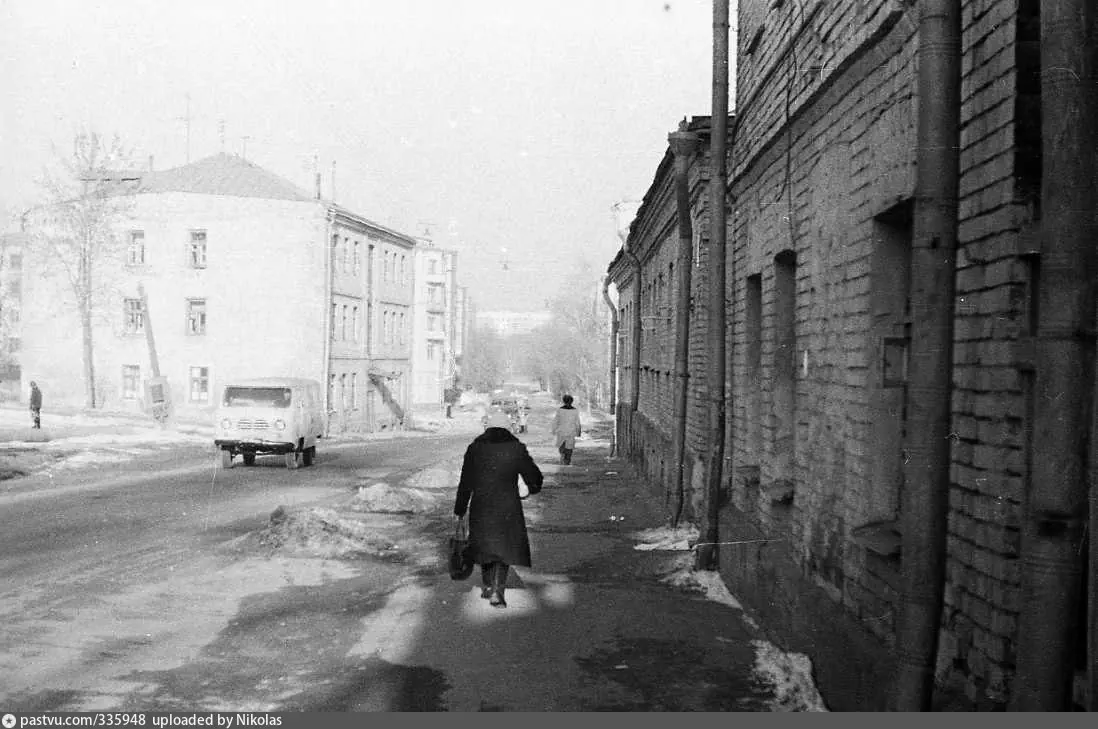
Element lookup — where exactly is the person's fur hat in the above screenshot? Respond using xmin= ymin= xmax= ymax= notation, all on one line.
xmin=484 ymin=411 xmax=512 ymax=430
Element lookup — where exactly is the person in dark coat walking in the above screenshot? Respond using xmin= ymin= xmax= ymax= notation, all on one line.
xmin=29 ymin=381 xmax=42 ymax=429
xmin=454 ymin=410 xmax=544 ymax=608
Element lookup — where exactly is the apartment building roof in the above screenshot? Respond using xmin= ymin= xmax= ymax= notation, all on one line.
xmin=141 ymin=153 xmax=315 ymax=202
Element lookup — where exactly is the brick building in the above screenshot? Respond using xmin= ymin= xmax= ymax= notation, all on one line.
xmin=20 ymin=153 xmax=418 ymax=432
xmin=608 ymin=0 xmax=1090 ymax=711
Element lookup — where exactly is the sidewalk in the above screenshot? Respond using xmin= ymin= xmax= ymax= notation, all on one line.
xmin=338 ymin=411 xmax=829 ymax=711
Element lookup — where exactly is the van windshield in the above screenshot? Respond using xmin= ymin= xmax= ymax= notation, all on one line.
xmin=223 ymin=387 xmax=292 ymax=408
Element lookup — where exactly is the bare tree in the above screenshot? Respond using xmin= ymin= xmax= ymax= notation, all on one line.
xmin=28 ymin=132 xmax=137 ymax=409
xmin=525 ymin=263 xmax=610 ymax=410
xmin=464 ymin=325 xmax=509 ymax=392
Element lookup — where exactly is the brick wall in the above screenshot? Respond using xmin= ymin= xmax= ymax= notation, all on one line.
xmin=719 ymin=0 xmax=1039 ymax=710
xmin=606 ymin=125 xmax=715 ymax=522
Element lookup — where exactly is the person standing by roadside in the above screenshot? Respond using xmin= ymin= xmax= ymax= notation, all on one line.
xmin=550 ymin=394 xmax=582 ymax=465
xmin=453 ymin=411 xmax=543 ymax=608
xmin=29 ymin=381 xmax=42 ymax=429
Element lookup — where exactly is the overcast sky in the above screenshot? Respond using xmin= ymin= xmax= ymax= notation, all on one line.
xmin=1 ymin=0 xmax=732 ymax=312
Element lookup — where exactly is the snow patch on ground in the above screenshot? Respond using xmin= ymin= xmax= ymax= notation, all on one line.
xmin=46 ymin=450 xmax=135 ymax=469
xmin=250 ymin=506 xmax=404 ymax=560
xmin=352 ymin=482 xmax=441 ymax=514
xmin=750 ymin=639 xmax=830 ymax=712
xmin=662 ymin=565 xmax=745 ymax=611
xmin=43 ymin=431 xmax=209 ymax=447
xmin=402 ymin=466 xmax=460 ymax=490
xmin=630 ymin=524 xmax=698 ymax=552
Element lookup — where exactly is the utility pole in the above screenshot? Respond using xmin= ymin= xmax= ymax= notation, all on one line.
xmin=696 ymin=0 xmax=730 ymax=571
xmin=138 ymin=283 xmax=172 ymax=428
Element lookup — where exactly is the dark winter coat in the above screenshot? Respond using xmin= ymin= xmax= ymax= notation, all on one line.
xmin=453 ymin=427 xmax=543 ymax=567
xmin=29 ymin=386 xmax=42 ymax=410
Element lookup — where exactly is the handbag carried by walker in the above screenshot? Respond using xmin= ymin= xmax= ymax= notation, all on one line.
xmin=518 ymin=480 xmax=530 ymax=499
xmin=449 ymin=519 xmax=474 ymax=580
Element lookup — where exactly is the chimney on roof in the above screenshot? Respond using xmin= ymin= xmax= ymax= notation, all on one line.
xmin=315 ymin=172 xmax=322 ymax=200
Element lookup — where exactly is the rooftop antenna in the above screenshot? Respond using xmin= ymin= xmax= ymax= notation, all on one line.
xmin=331 ymin=160 xmax=337 ymax=203
xmin=314 ymin=153 xmax=321 ymax=200
xmin=241 ymin=135 xmax=251 ymax=160
xmin=218 ymin=120 xmax=226 ymax=153
xmin=177 ymin=93 xmax=192 ymax=163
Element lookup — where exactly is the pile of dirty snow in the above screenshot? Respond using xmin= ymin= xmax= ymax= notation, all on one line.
xmin=253 ymin=505 xmax=402 ymax=560
xmin=751 ymin=639 xmax=829 ymax=712
xmin=402 ymin=466 xmax=460 ymax=491
xmin=351 ymin=482 xmax=441 ymax=514
xmin=631 ymin=524 xmax=698 ymax=552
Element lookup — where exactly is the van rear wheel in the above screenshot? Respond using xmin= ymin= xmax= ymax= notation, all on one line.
xmin=242 ymin=452 xmax=256 ymax=467
xmin=220 ymin=449 xmax=233 ymax=469
xmin=302 ymin=446 xmax=315 ymax=467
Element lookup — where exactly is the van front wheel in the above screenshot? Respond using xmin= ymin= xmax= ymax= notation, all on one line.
xmin=303 ymin=446 xmax=315 ymax=467
xmin=220 ymin=449 xmax=233 ymax=469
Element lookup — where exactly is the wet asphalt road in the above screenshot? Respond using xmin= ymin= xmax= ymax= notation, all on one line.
xmin=0 ymin=412 xmax=781 ymax=712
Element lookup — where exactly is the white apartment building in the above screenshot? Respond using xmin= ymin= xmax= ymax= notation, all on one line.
xmin=410 ymin=240 xmax=461 ymax=411
xmin=20 ymin=153 xmax=417 ymax=432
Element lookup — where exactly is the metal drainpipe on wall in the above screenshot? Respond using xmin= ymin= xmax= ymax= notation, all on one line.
xmin=321 ymin=208 xmax=334 ymax=437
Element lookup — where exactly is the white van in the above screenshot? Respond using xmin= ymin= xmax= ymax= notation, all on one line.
xmin=214 ymin=377 xmax=326 ymax=470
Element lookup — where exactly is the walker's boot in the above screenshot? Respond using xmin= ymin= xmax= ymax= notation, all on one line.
xmin=563 ymin=449 xmax=573 ymax=465
xmin=489 ymin=563 xmax=509 ymax=608
xmin=480 ymin=564 xmax=494 ymax=599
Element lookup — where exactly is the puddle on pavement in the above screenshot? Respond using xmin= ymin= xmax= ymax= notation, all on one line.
xmin=575 ymin=637 xmax=771 ymax=711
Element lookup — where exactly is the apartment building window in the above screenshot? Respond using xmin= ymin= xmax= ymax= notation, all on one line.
xmin=122 ymin=365 xmax=141 ymax=399
xmin=123 ymin=298 xmax=144 ymax=334
xmin=383 ymin=251 xmax=390 ymax=282
xmin=341 ymin=305 xmax=348 ymax=340
xmin=328 ymin=374 xmax=337 ymax=411
xmin=189 ymin=231 xmax=207 ymax=268
xmin=330 ymin=303 xmax=337 ymax=340
xmin=351 ymin=373 xmax=358 ymax=409
xmin=399 ymin=312 xmax=406 ymax=344
xmin=186 ymin=299 xmax=207 ymax=335
xmin=427 ymin=342 xmax=437 ymax=361
xmin=428 ymin=259 xmax=438 ymax=275
xmin=351 ymin=306 xmax=359 ymax=342
xmin=189 ymin=366 xmax=209 ymax=402
xmin=353 ymin=242 xmax=361 ymax=276
xmin=343 ymin=237 xmax=351 ymax=273
xmin=128 ymin=231 xmax=145 ymax=265
xmin=428 ymin=313 xmax=441 ymax=332
xmin=340 ymin=373 xmax=348 ymax=410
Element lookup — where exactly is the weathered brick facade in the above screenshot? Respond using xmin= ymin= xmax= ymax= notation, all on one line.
xmin=608 ymin=118 xmax=716 ymax=522
xmin=608 ymin=0 xmax=1086 ymax=711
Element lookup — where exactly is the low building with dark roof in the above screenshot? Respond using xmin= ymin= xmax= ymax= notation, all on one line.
xmin=20 ymin=153 xmax=417 ymax=432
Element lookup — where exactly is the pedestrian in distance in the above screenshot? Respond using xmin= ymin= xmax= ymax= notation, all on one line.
xmin=550 ymin=394 xmax=582 ymax=465
xmin=453 ymin=410 xmax=543 ymax=608
xmin=29 ymin=380 xmax=42 ymax=429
